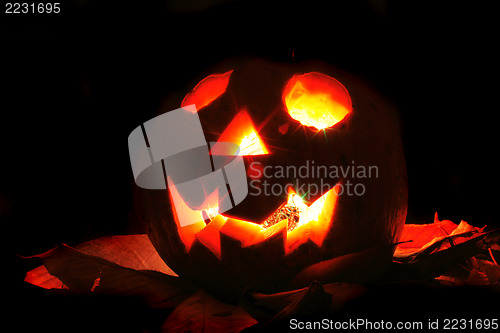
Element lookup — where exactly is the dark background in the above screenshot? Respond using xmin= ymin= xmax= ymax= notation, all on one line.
xmin=3 ymin=0 xmax=498 ymax=331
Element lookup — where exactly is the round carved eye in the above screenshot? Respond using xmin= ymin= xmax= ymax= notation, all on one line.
xmin=283 ymin=72 xmax=352 ymax=131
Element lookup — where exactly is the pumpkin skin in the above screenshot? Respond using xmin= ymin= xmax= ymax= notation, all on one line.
xmin=138 ymin=59 xmax=407 ymax=300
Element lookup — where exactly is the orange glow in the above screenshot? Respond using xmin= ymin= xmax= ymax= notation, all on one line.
xmin=220 ymin=218 xmax=287 ymax=248
xmin=239 ymin=131 xmax=266 ymax=156
xmin=181 ymin=70 xmax=233 ymax=111
xmin=195 ymin=215 xmax=227 ymax=259
xmin=24 ymin=265 xmax=68 ymax=290
xmin=283 ymin=72 xmax=352 ymax=131
xmin=285 ymin=185 xmax=339 ymax=253
xmin=169 ymin=174 xmax=339 ymax=256
xmin=216 ymin=110 xmax=269 ymax=155
xmin=220 ymin=218 xmax=266 ymax=247
xmin=168 ymin=178 xmax=217 ymax=251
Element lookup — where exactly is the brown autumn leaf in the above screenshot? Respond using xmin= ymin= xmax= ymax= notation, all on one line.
xmin=75 ymin=234 xmax=176 ymax=276
xmin=248 ymin=287 xmax=308 ymax=313
xmin=468 ymin=267 xmax=491 ymax=285
xmin=435 ymin=274 xmax=467 ymax=286
xmin=161 ymin=290 xmax=258 ymax=333
xmin=24 ymin=265 xmax=68 ymax=290
xmin=264 ymin=282 xmax=331 ymax=325
xmin=24 ymin=235 xmax=197 ymax=308
xmin=25 ymin=234 xmax=176 ymax=289
xmin=243 ymin=282 xmax=366 ymax=324
xmin=387 ymin=213 xmax=499 ymax=283
xmin=390 ymin=228 xmax=500 ymax=282
xmin=477 ymin=258 xmax=500 ymax=284
xmin=438 ymin=255 xmax=500 ymax=286
xmin=396 ymin=213 xmax=459 ymax=253
xmin=394 ymin=213 xmax=488 ymax=261
xmin=468 ymin=258 xmax=500 ymax=285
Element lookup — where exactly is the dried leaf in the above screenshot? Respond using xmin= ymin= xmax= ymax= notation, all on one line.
xmin=394 ymin=229 xmax=500 ymax=279
xmin=75 ymin=234 xmax=176 ymax=276
xmin=249 ymin=287 xmax=308 ymax=313
xmin=412 ymin=230 xmax=480 ymax=260
xmin=451 ymin=220 xmax=481 ymax=236
xmin=468 ymin=267 xmax=490 ymax=285
xmin=245 ymin=282 xmax=365 ymax=322
xmin=397 ymin=215 xmax=458 ymax=251
xmin=474 ymin=259 xmax=500 ymax=285
xmin=24 ymin=236 xmax=197 ymax=308
xmin=24 ymin=265 xmax=68 ymax=290
xmin=265 ymin=282 xmax=331 ymax=325
xmin=435 ymin=275 xmax=467 ymax=286
xmin=395 ymin=216 xmax=490 ymax=262
xmin=161 ymin=290 xmax=257 ymax=333
xmin=243 ymin=282 xmax=366 ymax=330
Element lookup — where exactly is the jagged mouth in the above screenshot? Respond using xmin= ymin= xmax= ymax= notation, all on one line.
xmin=169 ymin=183 xmax=341 ymax=258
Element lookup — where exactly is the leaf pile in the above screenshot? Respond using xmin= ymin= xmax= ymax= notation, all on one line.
xmin=393 ymin=213 xmax=500 ymax=285
xmin=23 ymin=213 xmax=499 ymax=332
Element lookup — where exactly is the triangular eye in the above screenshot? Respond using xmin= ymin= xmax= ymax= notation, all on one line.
xmin=181 ymin=70 xmax=233 ymax=111
xmin=217 ymin=110 xmax=269 ymax=156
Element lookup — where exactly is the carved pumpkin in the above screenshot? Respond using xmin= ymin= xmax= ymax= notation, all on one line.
xmin=138 ymin=59 xmax=407 ymax=300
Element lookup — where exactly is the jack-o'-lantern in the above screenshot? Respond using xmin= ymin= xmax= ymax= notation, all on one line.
xmin=138 ymin=59 xmax=407 ymax=300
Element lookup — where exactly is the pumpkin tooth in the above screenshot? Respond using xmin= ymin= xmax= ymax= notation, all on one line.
xmin=285 ymin=184 xmax=340 ymax=254
xmin=195 ymin=215 xmax=227 ymax=259
xmin=202 ymin=207 xmax=220 ymax=224
xmin=189 ymin=184 xmax=338 ymax=257
xmin=219 ymin=218 xmax=266 ymax=247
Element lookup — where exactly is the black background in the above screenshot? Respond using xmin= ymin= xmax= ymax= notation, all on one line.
xmin=3 ymin=0 xmax=499 ymax=331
